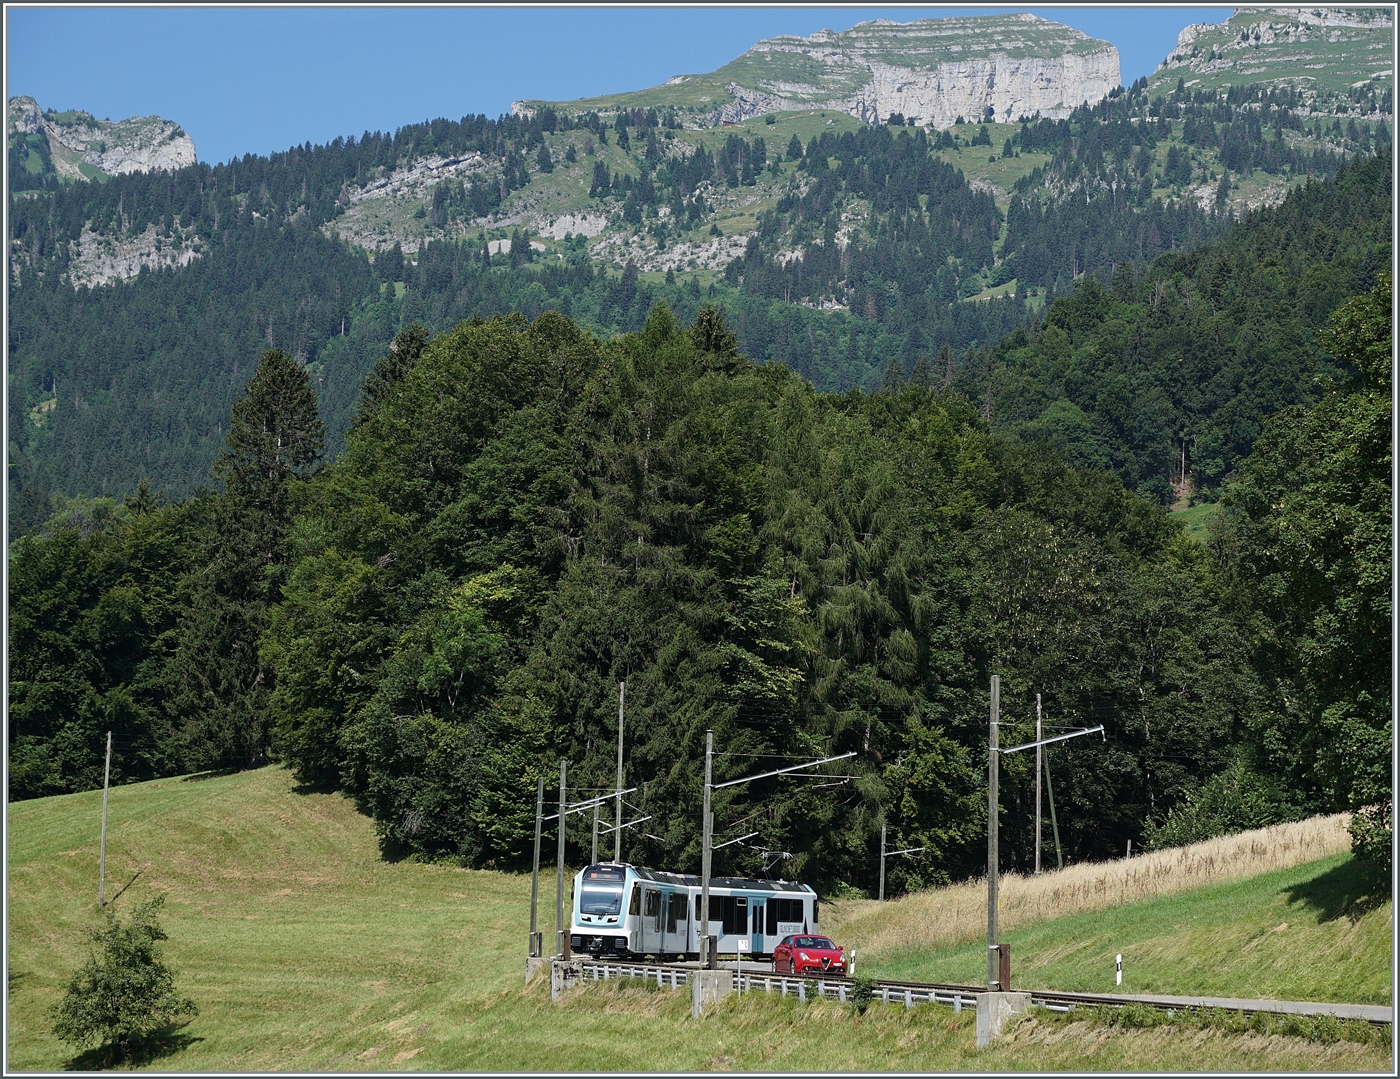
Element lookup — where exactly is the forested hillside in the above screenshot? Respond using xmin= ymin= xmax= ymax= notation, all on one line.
xmin=959 ymin=152 xmax=1391 ymax=502
xmin=8 ymin=76 xmax=1386 ymax=526
xmin=10 ymin=266 xmax=1390 ymax=889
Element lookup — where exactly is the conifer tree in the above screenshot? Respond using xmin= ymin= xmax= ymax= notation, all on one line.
xmin=166 ymin=350 xmax=324 ymax=769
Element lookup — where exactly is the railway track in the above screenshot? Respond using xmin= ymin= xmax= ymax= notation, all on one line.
xmin=569 ymin=957 xmax=1392 ymax=1028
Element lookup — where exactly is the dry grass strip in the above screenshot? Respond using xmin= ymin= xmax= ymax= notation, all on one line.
xmin=828 ymin=813 xmax=1352 ymax=956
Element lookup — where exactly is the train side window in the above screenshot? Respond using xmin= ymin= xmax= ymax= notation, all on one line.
xmin=695 ymin=894 xmax=702 ymax=922
xmin=628 ymin=885 xmax=641 ymax=916
xmin=813 ymin=899 xmax=819 ymax=926
xmin=767 ymin=902 xmax=777 ymax=935
xmin=644 ymin=889 xmax=660 ymax=919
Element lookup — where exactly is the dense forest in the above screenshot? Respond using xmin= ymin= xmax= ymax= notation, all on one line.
xmin=10 ymin=262 xmax=1390 ymax=888
xmin=8 ymin=78 xmax=1386 ymax=526
xmin=962 ymin=152 xmax=1391 ymax=502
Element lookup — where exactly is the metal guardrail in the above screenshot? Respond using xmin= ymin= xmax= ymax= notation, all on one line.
xmin=570 ymin=959 xmax=1392 ymax=1027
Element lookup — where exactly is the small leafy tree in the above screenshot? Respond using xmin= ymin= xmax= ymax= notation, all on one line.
xmin=50 ymin=896 xmax=197 ymax=1059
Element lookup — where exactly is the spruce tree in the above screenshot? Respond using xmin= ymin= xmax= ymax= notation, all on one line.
xmin=166 ymin=350 xmax=324 ymax=770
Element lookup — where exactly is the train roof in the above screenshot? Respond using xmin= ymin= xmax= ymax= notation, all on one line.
xmin=585 ymin=863 xmax=811 ymax=892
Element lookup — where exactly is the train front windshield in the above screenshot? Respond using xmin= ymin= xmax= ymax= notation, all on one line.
xmin=580 ymin=883 xmax=624 ymax=914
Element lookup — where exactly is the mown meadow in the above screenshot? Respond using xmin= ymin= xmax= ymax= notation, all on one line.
xmin=6 ymin=766 xmax=1390 ymax=1071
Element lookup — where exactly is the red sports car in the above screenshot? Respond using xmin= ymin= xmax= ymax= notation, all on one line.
xmin=772 ymin=934 xmax=846 ymax=975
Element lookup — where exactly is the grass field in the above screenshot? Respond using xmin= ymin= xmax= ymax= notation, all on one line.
xmin=838 ymin=851 xmax=1391 ymax=1003
xmin=6 ymin=766 xmax=1392 ymax=1071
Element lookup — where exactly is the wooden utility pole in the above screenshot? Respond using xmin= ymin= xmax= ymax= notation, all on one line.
xmin=1035 ymin=694 xmax=1043 ymax=875
xmin=529 ymin=774 xmax=544 ymax=952
xmin=700 ymin=730 xmax=714 ymax=967
xmin=555 ymin=760 xmax=567 ymax=957
xmin=878 ymin=821 xmax=887 ymax=902
xmin=986 ymin=675 xmax=1000 ymax=990
xmin=615 ymin=681 xmax=625 ymax=864
xmin=98 ymin=731 xmax=112 ymax=908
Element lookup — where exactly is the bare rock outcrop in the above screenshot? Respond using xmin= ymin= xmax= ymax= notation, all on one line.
xmin=712 ymin=15 xmax=1120 ymax=127
xmin=7 ymin=95 xmax=196 ymax=179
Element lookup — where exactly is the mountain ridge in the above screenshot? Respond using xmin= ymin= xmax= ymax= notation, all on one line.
xmin=1148 ymin=7 xmax=1394 ymax=96
xmin=515 ymin=14 xmax=1120 ymax=128
xmin=8 ymin=94 xmax=196 ymax=185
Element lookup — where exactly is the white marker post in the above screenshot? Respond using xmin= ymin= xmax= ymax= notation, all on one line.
xmin=736 ymin=938 xmax=749 ymax=999
xmin=1116 ymin=954 xmax=1123 ymax=986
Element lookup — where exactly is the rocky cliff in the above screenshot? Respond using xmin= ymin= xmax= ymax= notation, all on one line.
xmin=713 ymin=15 xmax=1120 ymax=127
xmin=516 ymin=13 xmax=1119 ymax=129
xmin=1147 ymin=8 xmax=1394 ymax=97
xmin=8 ymin=95 xmax=196 ymax=181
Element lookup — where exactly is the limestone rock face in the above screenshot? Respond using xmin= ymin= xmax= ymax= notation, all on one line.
xmin=7 ymin=95 xmax=196 ymax=179
xmin=712 ymin=15 xmax=1121 ymax=127
xmin=8 ymin=95 xmax=43 ymax=135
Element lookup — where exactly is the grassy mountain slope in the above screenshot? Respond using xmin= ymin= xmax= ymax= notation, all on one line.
xmin=6 ymin=766 xmax=1390 ymax=1071
xmin=1147 ymin=7 xmax=1395 ymax=97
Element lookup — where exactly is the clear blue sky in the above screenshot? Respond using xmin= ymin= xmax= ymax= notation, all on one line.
xmin=6 ymin=5 xmax=1232 ymax=165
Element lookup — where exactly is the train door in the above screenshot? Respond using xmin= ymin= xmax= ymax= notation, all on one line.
xmin=750 ymin=899 xmax=765 ymax=956
xmin=729 ymin=895 xmax=748 ymax=953
xmin=640 ymin=886 xmax=662 ymax=955
xmin=663 ymin=890 xmax=688 ymax=957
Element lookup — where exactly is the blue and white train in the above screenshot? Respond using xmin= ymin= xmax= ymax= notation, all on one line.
xmin=569 ymin=863 xmax=819 ymax=960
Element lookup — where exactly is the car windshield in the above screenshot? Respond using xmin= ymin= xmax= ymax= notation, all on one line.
xmin=580 ymin=884 xmax=624 ymax=915
xmin=794 ymin=936 xmax=836 ymax=950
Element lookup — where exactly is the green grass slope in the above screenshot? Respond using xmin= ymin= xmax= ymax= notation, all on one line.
xmin=847 ymin=853 xmax=1391 ymax=1004
xmin=1147 ymin=8 xmax=1394 ymax=97
xmin=6 ymin=767 xmax=1392 ymax=1071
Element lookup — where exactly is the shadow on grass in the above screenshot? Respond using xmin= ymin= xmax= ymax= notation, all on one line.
xmin=107 ymin=869 xmax=143 ymax=905
xmin=1282 ymin=857 xmax=1390 ymax=924
xmin=179 ymin=767 xmax=241 ymax=783
xmin=64 ymin=1024 xmax=203 ymax=1070
xmin=8 ymin=968 xmax=28 ymax=993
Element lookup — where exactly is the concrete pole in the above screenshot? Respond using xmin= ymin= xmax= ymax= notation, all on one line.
xmin=555 ymin=760 xmax=567 ymax=956
xmin=98 ymin=731 xmax=112 ymax=908
xmin=878 ymin=820 xmax=887 ymax=901
xmin=700 ymin=730 xmax=713 ymax=965
xmin=530 ymin=774 xmax=544 ymax=939
xmin=987 ymin=674 xmax=1000 ymax=990
xmin=592 ymin=802 xmax=600 ymax=866
xmin=1035 ymin=693 xmax=1043 ymax=876
xmin=615 ymin=681 xmax=625 ymax=863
